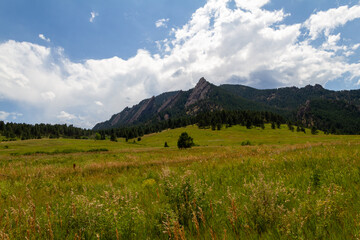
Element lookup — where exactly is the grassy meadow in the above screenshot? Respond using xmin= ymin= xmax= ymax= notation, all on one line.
xmin=0 ymin=124 xmax=360 ymax=239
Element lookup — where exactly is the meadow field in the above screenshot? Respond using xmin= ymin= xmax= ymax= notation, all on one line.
xmin=0 ymin=124 xmax=360 ymax=239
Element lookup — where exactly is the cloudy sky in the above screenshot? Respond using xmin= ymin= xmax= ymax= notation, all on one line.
xmin=1 ymin=0 xmax=360 ymax=128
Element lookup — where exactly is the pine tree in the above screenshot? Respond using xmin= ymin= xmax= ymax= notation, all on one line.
xmin=110 ymin=133 xmax=117 ymax=142
xmin=177 ymin=132 xmax=194 ymax=149
xmin=311 ymin=126 xmax=318 ymax=135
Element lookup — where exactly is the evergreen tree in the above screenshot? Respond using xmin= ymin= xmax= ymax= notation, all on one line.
xmin=246 ymin=120 xmax=252 ymax=129
xmin=110 ymin=133 xmax=117 ymax=142
xmin=177 ymin=132 xmax=194 ymax=149
xmin=311 ymin=126 xmax=318 ymax=135
xmin=287 ymin=121 xmax=294 ymax=132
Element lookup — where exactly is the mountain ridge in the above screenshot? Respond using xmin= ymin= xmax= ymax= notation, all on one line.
xmin=93 ymin=78 xmax=360 ymax=133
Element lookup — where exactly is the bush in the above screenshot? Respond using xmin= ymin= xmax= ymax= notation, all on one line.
xmin=241 ymin=140 xmax=251 ymax=146
xmin=311 ymin=126 xmax=318 ymax=135
xmin=177 ymin=132 xmax=194 ymax=149
xmin=110 ymin=133 xmax=117 ymax=142
xmin=95 ymin=132 xmax=101 ymax=140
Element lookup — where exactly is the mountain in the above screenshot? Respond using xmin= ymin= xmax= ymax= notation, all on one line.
xmin=93 ymin=78 xmax=268 ymax=130
xmin=219 ymin=83 xmax=360 ymax=111
xmin=93 ymin=78 xmax=360 ymax=134
xmin=297 ymin=99 xmax=360 ymax=134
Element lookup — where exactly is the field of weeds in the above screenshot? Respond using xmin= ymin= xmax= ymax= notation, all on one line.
xmin=0 ymin=124 xmax=360 ymax=239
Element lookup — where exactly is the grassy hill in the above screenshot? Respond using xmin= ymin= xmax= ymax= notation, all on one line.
xmin=0 ymin=126 xmax=360 ymax=239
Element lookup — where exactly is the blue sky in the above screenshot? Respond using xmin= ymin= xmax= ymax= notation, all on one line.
xmin=0 ymin=0 xmax=206 ymax=60
xmin=1 ymin=0 xmax=360 ymax=127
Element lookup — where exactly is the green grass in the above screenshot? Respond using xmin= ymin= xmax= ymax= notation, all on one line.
xmin=0 ymin=124 xmax=360 ymax=239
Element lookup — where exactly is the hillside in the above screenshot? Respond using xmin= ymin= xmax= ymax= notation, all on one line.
xmin=93 ymin=78 xmax=360 ymax=134
xmin=219 ymin=83 xmax=360 ymax=111
xmin=93 ymin=78 xmax=269 ymax=130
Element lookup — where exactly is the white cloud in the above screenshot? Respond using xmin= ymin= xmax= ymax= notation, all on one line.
xmin=90 ymin=11 xmax=99 ymax=23
xmin=95 ymin=101 xmax=103 ymax=106
xmin=304 ymin=4 xmax=360 ymax=39
xmin=0 ymin=111 xmax=23 ymax=121
xmin=352 ymin=43 xmax=360 ymax=50
xmin=39 ymin=34 xmax=50 ymax=42
xmin=155 ymin=18 xmax=169 ymax=28
xmin=41 ymin=91 xmax=56 ymax=101
xmin=57 ymin=111 xmax=77 ymax=120
xmin=234 ymin=0 xmax=270 ymax=10
xmin=0 ymin=0 xmax=360 ymax=128
xmin=0 ymin=111 xmax=10 ymax=120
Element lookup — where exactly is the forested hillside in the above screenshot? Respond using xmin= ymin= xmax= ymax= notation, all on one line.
xmin=94 ymin=78 xmax=360 ymax=135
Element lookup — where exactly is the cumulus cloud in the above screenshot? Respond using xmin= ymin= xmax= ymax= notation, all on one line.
xmin=90 ymin=11 xmax=99 ymax=23
xmin=0 ymin=0 xmax=360 ymax=127
xmin=39 ymin=34 xmax=50 ymax=42
xmin=234 ymin=0 xmax=270 ymax=10
xmin=41 ymin=91 xmax=56 ymax=101
xmin=0 ymin=111 xmax=23 ymax=121
xmin=304 ymin=4 xmax=360 ymax=39
xmin=155 ymin=18 xmax=170 ymax=28
xmin=0 ymin=111 xmax=9 ymax=120
xmin=57 ymin=111 xmax=77 ymax=120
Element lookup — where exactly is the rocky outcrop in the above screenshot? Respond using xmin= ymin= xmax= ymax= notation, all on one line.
xmin=297 ymin=100 xmax=314 ymax=126
xmin=185 ymin=77 xmax=211 ymax=107
xmin=128 ymin=96 xmax=156 ymax=123
xmin=158 ymin=91 xmax=182 ymax=113
xmin=93 ymin=78 xmax=216 ymax=130
xmin=110 ymin=108 xmax=130 ymax=126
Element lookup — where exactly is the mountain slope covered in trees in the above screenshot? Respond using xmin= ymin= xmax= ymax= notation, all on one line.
xmin=93 ymin=78 xmax=360 ymax=134
xmin=93 ymin=78 xmax=276 ymax=130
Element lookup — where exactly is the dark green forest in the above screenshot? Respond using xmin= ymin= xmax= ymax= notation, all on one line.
xmin=0 ymin=121 xmax=92 ymax=140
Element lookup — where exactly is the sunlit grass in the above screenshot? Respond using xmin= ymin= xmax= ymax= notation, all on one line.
xmin=0 ymin=124 xmax=359 ymax=239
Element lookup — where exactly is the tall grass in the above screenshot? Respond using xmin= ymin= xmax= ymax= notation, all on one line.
xmin=0 ymin=125 xmax=359 ymax=239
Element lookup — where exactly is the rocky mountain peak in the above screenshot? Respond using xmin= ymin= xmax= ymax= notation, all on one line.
xmin=304 ymin=84 xmax=324 ymax=91
xmin=197 ymin=77 xmax=208 ymax=86
xmin=185 ymin=78 xmax=212 ymax=107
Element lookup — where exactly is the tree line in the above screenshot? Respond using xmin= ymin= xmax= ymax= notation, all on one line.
xmin=0 ymin=109 xmax=331 ymax=142
xmin=99 ymin=110 xmax=287 ymax=141
xmin=0 ymin=121 xmax=92 ymax=140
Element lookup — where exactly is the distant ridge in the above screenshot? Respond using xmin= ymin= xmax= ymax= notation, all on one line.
xmin=93 ymin=78 xmax=360 ymax=134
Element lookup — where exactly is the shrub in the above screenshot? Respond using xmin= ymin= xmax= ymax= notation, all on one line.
xmin=177 ymin=132 xmax=194 ymax=149
xmin=110 ymin=133 xmax=117 ymax=142
xmin=241 ymin=140 xmax=251 ymax=146
xmin=95 ymin=132 xmax=101 ymax=140
xmin=311 ymin=126 xmax=318 ymax=135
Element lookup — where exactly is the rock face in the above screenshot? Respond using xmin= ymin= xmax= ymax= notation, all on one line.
xmin=128 ymin=96 xmax=156 ymax=123
xmin=297 ymin=100 xmax=314 ymax=126
xmin=93 ymin=78 xmax=216 ymax=130
xmin=185 ymin=77 xmax=211 ymax=107
xmin=157 ymin=91 xmax=183 ymax=113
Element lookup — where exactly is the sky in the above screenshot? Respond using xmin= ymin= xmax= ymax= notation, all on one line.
xmin=1 ymin=0 xmax=360 ymax=128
